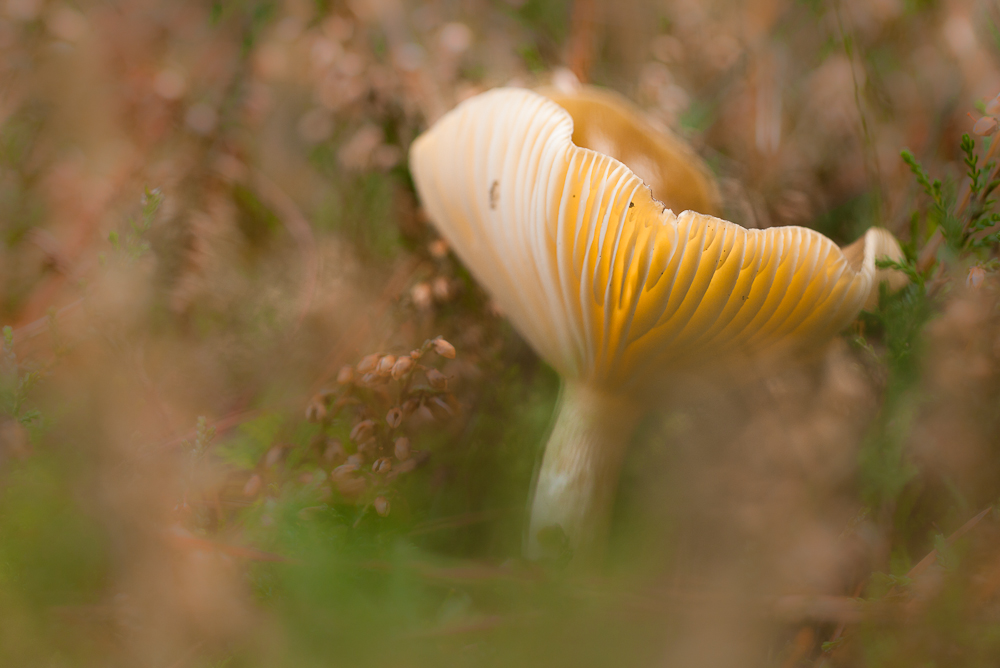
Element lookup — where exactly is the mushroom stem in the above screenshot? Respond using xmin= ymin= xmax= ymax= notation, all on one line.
xmin=526 ymin=381 xmax=643 ymax=567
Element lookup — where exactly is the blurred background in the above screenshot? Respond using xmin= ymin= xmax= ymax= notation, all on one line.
xmin=2 ymin=0 xmax=1000 ymax=665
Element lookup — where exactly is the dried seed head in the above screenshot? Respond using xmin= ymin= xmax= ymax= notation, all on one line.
xmin=346 ymin=453 xmax=364 ymax=466
xmin=357 ymin=353 xmax=380 ymax=373
xmin=337 ymin=365 xmax=355 ymax=384
xmin=374 ymin=496 xmax=390 ymax=516
xmin=411 ymin=282 xmax=433 ymax=310
xmin=386 ymin=406 xmax=403 ymax=428
xmin=305 ymin=398 xmax=328 ymax=422
xmin=432 ymin=337 xmax=456 ymax=358
xmin=968 ymin=265 xmax=986 ymax=289
xmin=391 ymin=355 xmax=413 ymax=379
xmin=394 ymin=436 xmax=411 ymax=461
xmin=243 ymin=474 xmax=262 ymax=497
xmin=986 ymin=95 xmax=1000 ymax=116
xmin=350 ymin=419 xmax=375 ymax=442
xmin=432 ymin=276 xmax=451 ymax=300
xmin=372 ymin=457 xmax=392 ymax=474
xmin=376 ymin=355 xmax=396 ymax=377
xmin=974 ymin=116 xmax=998 ymax=136
xmin=425 ymin=368 xmax=448 ymax=390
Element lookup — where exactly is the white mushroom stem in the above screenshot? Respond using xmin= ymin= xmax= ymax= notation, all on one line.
xmin=526 ymin=382 xmax=643 ymax=567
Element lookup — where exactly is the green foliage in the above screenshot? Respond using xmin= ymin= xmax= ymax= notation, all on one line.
xmin=1 ymin=326 xmax=41 ymax=426
xmin=107 ymin=188 xmax=163 ymax=263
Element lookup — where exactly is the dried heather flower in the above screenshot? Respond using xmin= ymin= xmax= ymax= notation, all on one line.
xmin=427 ymin=395 xmax=454 ymax=419
xmin=376 ymin=355 xmax=396 ymax=377
xmin=432 ymin=337 xmax=456 ymax=358
xmin=357 ymin=354 xmax=380 ymax=373
xmin=374 ymin=496 xmax=390 ymax=516
xmin=372 ymin=457 xmax=392 ymax=474
xmin=337 ymin=365 xmax=355 ymax=384
xmin=411 ymin=282 xmax=433 ymax=309
xmin=394 ymin=436 xmax=411 ymax=461
xmin=426 ymin=368 xmax=448 ymax=390
xmin=391 ymin=356 xmax=413 ymax=379
xmin=305 ymin=398 xmax=327 ymax=422
xmin=973 ymin=116 xmax=998 ymax=136
xmin=350 ymin=419 xmax=375 ymax=442
xmin=432 ymin=276 xmax=451 ymax=300
xmin=323 ymin=439 xmax=345 ymax=462
xmin=386 ymin=406 xmax=403 ymax=428
xmin=986 ymin=95 xmax=1000 ymax=116
xmin=968 ymin=265 xmax=986 ymax=289
xmin=428 ymin=239 xmax=448 ymax=258
xmin=243 ymin=474 xmax=262 ymax=497
xmin=333 ymin=462 xmax=360 ymax=478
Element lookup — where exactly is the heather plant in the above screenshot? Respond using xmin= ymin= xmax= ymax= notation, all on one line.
xmin=3 ymin=1 xmax=1000 ymax=667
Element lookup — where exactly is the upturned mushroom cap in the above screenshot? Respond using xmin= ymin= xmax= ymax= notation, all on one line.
xmin=539 ymin=85 xmax=721 ymax=218
xmin=410 ymin=87 xmax=904 ymax=395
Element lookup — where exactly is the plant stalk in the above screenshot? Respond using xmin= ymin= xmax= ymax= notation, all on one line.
xmin=525 ymin=382 xmax=643 ymax=568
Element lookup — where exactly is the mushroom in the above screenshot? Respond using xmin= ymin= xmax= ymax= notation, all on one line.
xmin=409 ymin=86 xmax=905 ymax=568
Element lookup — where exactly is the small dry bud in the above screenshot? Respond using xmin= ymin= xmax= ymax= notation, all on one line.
xmin=386 ymin=406 xmax=403 ymax=428
xmin=360 ymin=372 xmax=378 ymax=386
xmin=376 ymin=355 xmax=396 ymax=377
xmin=397 ymin=458 xmax=417 ymax=474
xmin=346 ymin=453 xmax=364 ymax=466
xmin=374 ymin=496 xmax=390 ymax=516
xmin=411 ymin=282 xmax=433 ymax=310
xmin=968 ymin=265 xmax=986 ymax=289
xmin=243 ymin=474 xmax=262 ymax=497
xmin=974 ymin=116 xmax=998 ymax=136
xmin=305 ymin=398 xmax=328 ymax=422
xmin=372 ymin=457 xmax=392 ymax=474
xmin=350 ymin=419 xmax=375 ymax=442
xmin=428 ymin=239 xmax=448 ymax=258
xmin=432 ymin=276 xmax=451 ymax=301
xmin=391 ymin=355 xmax=413 ymax=379
xmin=432 ymin=337 xmax=456 ymax=358
xmin=337 ymin=365 xmax=355 ymax=384
xmin=425 ymin=368 xmax=448 ymax=390
xmin=986 ymin=95 xmax=1000 ymax=116
xmin=394 ymin=437 xmax=411 ymax=461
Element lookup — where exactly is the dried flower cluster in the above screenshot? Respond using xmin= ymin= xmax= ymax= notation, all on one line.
xmin=297 ymin=337 xmax=458 ymax=514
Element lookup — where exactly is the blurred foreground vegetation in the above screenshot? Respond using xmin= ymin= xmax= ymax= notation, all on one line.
xmin=3 ymin=0 xmax=1000 ymax=666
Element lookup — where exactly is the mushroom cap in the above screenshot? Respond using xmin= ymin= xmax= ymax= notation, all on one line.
xmin=410 ymin=87 xmax=904 ymax=394
xmin=539 ymin=85 xmax=721 ymax=217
